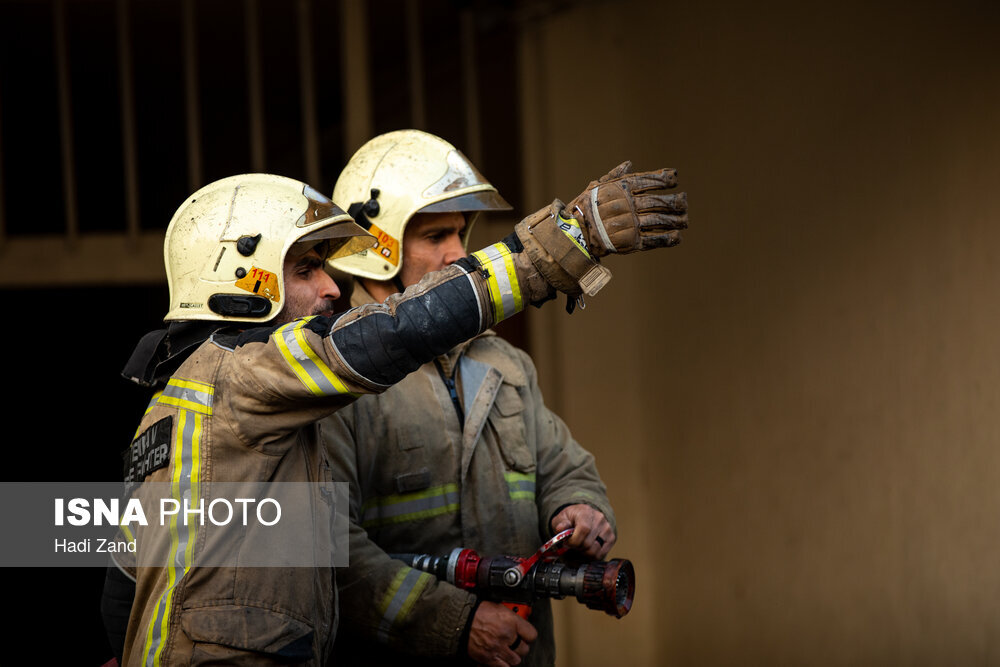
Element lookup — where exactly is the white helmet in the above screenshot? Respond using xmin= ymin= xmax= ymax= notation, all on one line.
xmin=164 ymin=173 xmax=374 ymax=322
xmin=329 ymin=129 xmax=511 ymax=282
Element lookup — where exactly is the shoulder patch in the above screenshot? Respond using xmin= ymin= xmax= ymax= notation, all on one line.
xmin=123 ymin=416 xmax=173 ymax=485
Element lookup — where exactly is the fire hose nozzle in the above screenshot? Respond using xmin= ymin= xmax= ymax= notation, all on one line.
xmin=579 ymin=557 xmax=635 ymax=618
xmin=391 ymin=545 xmax=636 ymax=619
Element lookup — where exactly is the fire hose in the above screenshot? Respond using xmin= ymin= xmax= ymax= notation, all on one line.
xmin=391 ymin=528 xmax=635 ymax=619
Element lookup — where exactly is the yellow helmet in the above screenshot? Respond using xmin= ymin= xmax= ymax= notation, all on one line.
xmin=164 ymin=173 xmax=374 ymax=322
xmin=329 ymin=129 xmax=511 ymax=282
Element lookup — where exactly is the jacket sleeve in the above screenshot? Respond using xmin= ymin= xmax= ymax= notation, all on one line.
xmin=325 ymin=235 xmax=551 ymax=392
xmin=322 ymin=409 xmax=478 ymax=658
xmin=221 ymin=238 xmax=550 ymax=445
xmin=516 ymin=347 xmax=618 ymax=539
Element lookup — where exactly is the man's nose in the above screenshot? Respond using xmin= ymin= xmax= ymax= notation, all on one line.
xmin=319 ymin=270 xmax=341 ymax=300
xmin=443 ymin=235 xmax=466 ymax=266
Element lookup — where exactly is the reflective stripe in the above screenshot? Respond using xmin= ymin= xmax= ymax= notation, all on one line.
xmin=376 ymin=568 xmax=433 ymax=644
xmin=143 ymin=408 xmax=202 ymax=666
xmin=275 ymin=319 xmax=352 ymax=396
xmin=471 ymin=243 xmax=523 ymax=323
xmin=133 ymin=391 xmax=164 ymax=439
xmin=557 ymin=214 xmax=592 ymax=258
xmin=589 ymin=186 xmax=616 ymax=253
xmin=505 ymin=471 xmax=536 ymax=501
xmin=361 ymin=484 xmax=460 ymax=528
xmin=145 ymin=390 xmax=163 ymax=415
xmin=158 ymin=379 xmax=213 ymax=416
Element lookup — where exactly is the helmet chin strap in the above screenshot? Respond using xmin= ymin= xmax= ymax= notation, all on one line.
xmin=346 ymin=191 xmax=380 ymax=231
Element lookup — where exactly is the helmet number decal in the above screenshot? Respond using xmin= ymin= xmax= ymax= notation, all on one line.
xmin=235 ymin=266 xmax=281 ymax=302
xmin=366 ymin=222 xmax=400 ymax=266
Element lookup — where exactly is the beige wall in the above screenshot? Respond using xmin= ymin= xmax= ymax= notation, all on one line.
xmin=511 ymin=1 xmax=1000 ymax=664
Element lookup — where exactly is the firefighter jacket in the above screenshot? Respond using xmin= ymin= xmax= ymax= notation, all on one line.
xmin=114 ymin=237 xmax=565 ymax=666
xmin=322 ymin=282 xmax=616 ymax=667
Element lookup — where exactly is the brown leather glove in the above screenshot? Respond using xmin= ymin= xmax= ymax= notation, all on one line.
xmin=563 ymin=161 xmax=687 ymax=257
xmin=513 ymin=161 xmax=687 ymax=301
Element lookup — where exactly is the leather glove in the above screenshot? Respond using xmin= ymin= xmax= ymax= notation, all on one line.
xmin=563 ymin=161 xmax=687 ymax=257
xmin=513 ymin=161 xmax=687 ymax=301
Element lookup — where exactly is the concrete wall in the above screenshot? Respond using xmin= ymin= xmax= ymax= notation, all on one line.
xmin=513 ymin=1 xmax=1000 ymax=664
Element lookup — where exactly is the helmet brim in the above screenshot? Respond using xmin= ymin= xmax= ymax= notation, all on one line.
xmin=299 ymin=218 xmax=377 ymax=260
xmin=416 ymin=190 xmax=512 ymax=215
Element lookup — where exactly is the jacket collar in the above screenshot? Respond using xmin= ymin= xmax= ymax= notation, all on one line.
xmin=121 ymin=320 xmax=225 ymax=388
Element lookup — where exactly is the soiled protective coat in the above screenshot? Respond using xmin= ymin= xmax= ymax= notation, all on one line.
xmin=115 ymin=242 xmax=553 ymax=666
xmin=323 ymin=284 xmax=616 ymax=667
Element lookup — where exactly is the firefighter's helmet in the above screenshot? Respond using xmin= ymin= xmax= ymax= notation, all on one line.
xmin=329 ymin=129 xmax=511 ymax=282
xmin=164 ymin=173 xmax=374 ymax=322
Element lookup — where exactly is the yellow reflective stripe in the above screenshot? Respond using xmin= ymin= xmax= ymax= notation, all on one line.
xmin=142 ymin=408 xmax=202 ymax=666
xmin=157 ymin=395 xmax=211 ymax=415
xmin=472 ymin=248 xmax=503 ymax=318
xmin=472 ymin=243 xmax=523 ymax=323
xmin=376 ymin=568 xmax=433 ymax=644
xmin=275 ymin=319 xmax=352 ymax=396
xmin=181 ymin=412 xmax=202 ymax=566
xmin=569 ymin=490 xmax=600 ymax=504
xmin=378 ymin=568 xmax=410 ymax=617
xmin=291 ymin=320 xmax=351 ymax=394
xmin=504 ymin=471 xmax=536 ymax=501
xmin=169 ymin=378 xmax=213 ymax=393
xmin=360 ymin=483 xmax=460 ymax=528
xmin=557 ymin=214 xmax=592 ymax=259
xmin=134 ymin=391 xmax=164 ymax=439
xmin=397 ymin=571 xmax=431 ymax=623
xmin=158 ymin=378 xmax=214 ymax=415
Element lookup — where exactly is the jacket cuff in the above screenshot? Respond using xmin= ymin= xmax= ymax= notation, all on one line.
xmin=458 ymin=597 xmax=484 ymax=664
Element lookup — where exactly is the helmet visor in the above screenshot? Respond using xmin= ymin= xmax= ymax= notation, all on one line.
xmin=299 ymin=217 xmax=377 ymax=259
xmin=417 ymin=189 xmax=512 ymax=215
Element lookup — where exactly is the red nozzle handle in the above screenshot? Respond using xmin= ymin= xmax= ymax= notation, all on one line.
xmin=503 ymin=601 xmax=533 ymax=619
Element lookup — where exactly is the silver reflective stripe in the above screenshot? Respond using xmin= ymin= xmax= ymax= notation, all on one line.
xmin=589 ymin=186 xmax=615 ymax=253
xmin=361 ymin=485 xmax=460 ymax=527
xmin=145 ymin=409 xmax=201 ymax=665
xmin=505 ymin=472 xmax=536 ymax=500
xmin=478 ymin=244 xmax=518 ymax=319
xmin=376 ymin=568 xmax=432 ymax=644
xmin=159 ymin=379 xmax=213 ymax=414
xmin=276 ymin=322 xmax=349 ymax=396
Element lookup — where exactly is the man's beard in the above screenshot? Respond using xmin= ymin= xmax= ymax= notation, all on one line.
xmin=274 ymin=299 xmax=340 ymax=325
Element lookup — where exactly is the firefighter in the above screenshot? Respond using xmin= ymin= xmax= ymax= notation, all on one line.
xmin=322 ymin=130 xmax=687 ymax=666
xmin=104 ymin=166 xmax=687 ymax=665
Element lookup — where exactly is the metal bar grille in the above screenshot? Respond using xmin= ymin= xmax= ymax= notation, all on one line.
xmin=54 ymin=0 xmax=79 ymax=243
xmin=118 ymin=0 xmax=140 ymax=240
xmin=245 ymin=0 xmax=266 ymax=172
xmin=298 ymin=0 xmax=321 ymax=187
xmin=182 ymin=0 xmax=202 ymax=192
